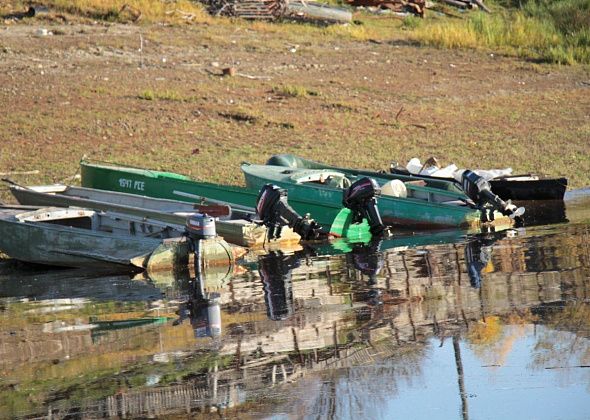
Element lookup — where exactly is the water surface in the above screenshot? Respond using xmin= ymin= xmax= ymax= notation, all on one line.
xmin=0 ymin=195 xmax=589 ymax=418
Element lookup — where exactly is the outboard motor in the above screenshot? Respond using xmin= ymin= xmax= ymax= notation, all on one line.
xmin=186 ymin=213 xmax=217 ymax=240
xmin=342 ymin=177 xmax=387 ymax=236
xmin=185 ymin=213 xmax=241 ymax=287
xmin=256 ymin=184 xmax=324 ymax=241
xmin=461 ymin=170 xmax=524 ymax=223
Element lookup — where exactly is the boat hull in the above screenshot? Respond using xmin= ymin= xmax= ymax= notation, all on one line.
xmin=267 ymin=154 xmax=465 ymax=194
xmin=487 ymin=178 xmax=567 ymax=200
xmin=241 ymin=164 xmax=508 ymax=230
xmin=0 ymin=211 xmax=161 ymax=269
xmin=80 ymin=160 xmax=509 ymax=231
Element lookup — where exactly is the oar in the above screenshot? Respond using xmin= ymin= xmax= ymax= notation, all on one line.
xmin=0 ymin=179 xmax=41 ymax=210
xmin=172 ymin=190 xmax=255 ymax=213
xmin=1 ymin=178 xmax=34 ymax=190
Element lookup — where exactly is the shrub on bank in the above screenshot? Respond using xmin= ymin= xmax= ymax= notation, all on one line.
xmin=409 ymin=0 xmax=590 ymax=64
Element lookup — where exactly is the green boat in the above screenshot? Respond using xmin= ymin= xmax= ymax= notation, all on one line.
xmin=241 ymin=163 xmax=511 ymax=230
xmin=266 ymin=153 xmax=465 ymax=195
xmin=81 ymin=159 xmax=258 ymax=211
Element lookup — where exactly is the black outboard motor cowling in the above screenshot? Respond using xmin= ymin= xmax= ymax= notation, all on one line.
xmin=342 ymin=177 xmax=387 ymax=236
xmin=256 ymin=184 xmax=324 ymax=241
xmin=461 ymin=170 xmax=523 ymax=223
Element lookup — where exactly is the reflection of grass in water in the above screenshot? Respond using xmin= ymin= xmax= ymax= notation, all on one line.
xmin=0 ymin=349 xmax=232 ymax=418
xmin=0 ymin=300 xmax=151 ymax=326
xmin=467 ymin=311 xmax=539 ymax=367
xmin=548 ymin=303 xmax=590 ymax=331
xmin=532 ymin=304 xmax=590 ymax=370
xmin=468 ymin=316 xmax=502 ymax=345
xmin=307 ymin=342 xmax=427 ymax=415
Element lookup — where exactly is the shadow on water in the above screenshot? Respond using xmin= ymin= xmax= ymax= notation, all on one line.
xmin=0 ymin=195 xmax=589 ymax=418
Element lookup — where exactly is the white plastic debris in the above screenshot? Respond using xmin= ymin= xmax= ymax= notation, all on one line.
xmin=432 ymin=164 xmax=458 ymax=178
xmin=407 ymin=158 xmax=512 ymax=181
xmin=406 ymin=157 xmax=422 ymax=174
xmin=381 ymin=179 xmax=407 ymax=198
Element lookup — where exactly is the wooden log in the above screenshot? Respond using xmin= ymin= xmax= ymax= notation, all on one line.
xmin=472 ymin=0 xmax=491 ymax=13
xmin=439 ymin=0 xmax=472 ymax=9
xmin=0 ymin=170 xmax=39 ymax=176
xmin=286 ymin=1 xmax=352 ymax=23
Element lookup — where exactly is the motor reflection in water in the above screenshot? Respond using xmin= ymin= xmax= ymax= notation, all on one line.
xmin=258 ymin=251 xmax=297 ymax=321
xmin=173 ymin=276 xmax=222 ymax=339
xmin=464 ymin=229 xmax=522 ymax=288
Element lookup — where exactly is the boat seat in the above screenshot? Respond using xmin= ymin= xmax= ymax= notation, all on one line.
xmin=291 ymin=170 xmax=351 ymax=189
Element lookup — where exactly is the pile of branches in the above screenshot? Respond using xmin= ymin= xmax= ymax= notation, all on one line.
xmin=200 ymin=0 xmax=288 ymax=19
xmin=199 ymin=0 xmax=352 ymax=22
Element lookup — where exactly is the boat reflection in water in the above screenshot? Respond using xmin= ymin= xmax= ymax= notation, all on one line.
xmin=0 ymin=216 xmax=589 ymax=418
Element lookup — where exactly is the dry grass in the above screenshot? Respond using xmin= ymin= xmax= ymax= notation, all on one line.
xmin=44 ymin=0 xmax=212 ymax=24
xmin=138 ymin=89 xmax=196 ymax=102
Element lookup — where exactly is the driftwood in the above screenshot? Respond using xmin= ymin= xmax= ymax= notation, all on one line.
xmin=346 ymin=0 xmax=491 ymax=16
xmin=348 ymin=0 xmax=426 ymax=17
xmin=439 ymin=0 xmax=473 ymax=9
xmin=0 ymin=170 xmax=39 ymax=176
xmin=472 ymin=0 xmax=491 ymax=13
xmin=438 ymin=0 xmax=491 ymax=13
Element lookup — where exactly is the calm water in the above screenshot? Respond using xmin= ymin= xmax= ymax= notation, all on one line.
xmin=0 ymin=195 xmax=589 ymax=419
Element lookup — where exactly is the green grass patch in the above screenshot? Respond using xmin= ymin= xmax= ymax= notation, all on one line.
xmin=272 ymin=84 xmax=320 ymax=98
xmin=138 ymin=89 xmax=191 ymax=102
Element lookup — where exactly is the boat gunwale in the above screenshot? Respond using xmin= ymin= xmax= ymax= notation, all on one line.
xmin=6 ymin=209 xmax=184 ymax=243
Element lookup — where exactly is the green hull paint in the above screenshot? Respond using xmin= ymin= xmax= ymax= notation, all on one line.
xmin=80 ymin=160 xmax=258 ymax=211
xmin=241 ymin=163 xmax=490 ymax=230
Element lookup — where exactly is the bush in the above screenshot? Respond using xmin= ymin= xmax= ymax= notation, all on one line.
xmin=409 ymin=0 xmax=590 ymax=64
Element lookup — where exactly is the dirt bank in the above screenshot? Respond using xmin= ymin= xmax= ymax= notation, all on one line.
xmin=1 ymin=20 xmax=589 ymax=202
